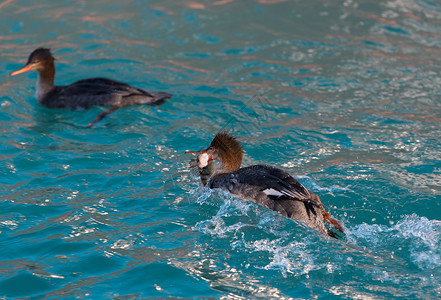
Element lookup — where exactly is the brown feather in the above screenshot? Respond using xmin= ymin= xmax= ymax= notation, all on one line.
xmin=209 ymin=132 xmax=243 ymax=173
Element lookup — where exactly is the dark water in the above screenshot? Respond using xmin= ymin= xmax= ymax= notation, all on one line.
xmin=1 ymin=0 xmax=440 ymax=298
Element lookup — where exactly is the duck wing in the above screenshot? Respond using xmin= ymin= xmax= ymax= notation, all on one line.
xmin=42 ymin=78 xmax=170 ymax=109
xmin=208 ymin=165 xmax=338 ymax=237
xmin=246 ymin=165 xmax=314 ymax=200
xmin=209 ymin=165 xmax=321 ymax=207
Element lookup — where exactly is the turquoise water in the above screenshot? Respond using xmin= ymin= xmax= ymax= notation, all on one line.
xmin=1 ymin=0 xmax=441 ymax=298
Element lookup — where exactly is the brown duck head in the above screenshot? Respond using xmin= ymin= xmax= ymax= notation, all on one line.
xmin=186 ymin=132 xmax=244 ymax=174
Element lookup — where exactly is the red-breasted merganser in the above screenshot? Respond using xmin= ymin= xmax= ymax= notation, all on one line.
xmin=187 ymin=132 xmax=344 ymax=238
xmin=10 ymin=48 xmax=171 ymax=127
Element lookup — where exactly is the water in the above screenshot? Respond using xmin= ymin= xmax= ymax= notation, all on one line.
xmin=1 ymin=0 xmax=440 ymax=298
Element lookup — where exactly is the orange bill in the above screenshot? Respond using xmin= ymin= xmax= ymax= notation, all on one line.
xmin=185 ymin=150 xmax=205 ymax=154
xmin=10 ymin=64 xmax=34 ymax=76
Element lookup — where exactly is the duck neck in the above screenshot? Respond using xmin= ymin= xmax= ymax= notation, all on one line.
xmin=199 ymin=161 xmax=217 ymax=185
xmin=35 ymin=63 xmax=55 ymax=102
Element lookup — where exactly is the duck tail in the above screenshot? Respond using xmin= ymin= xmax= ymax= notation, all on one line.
xmin=323 ymin=210 xmax=344 ymax=233
xmin=314 ymin=195 xmax=344 ymax=233
xmin=149 ymin=92 xmax=172 ymax=106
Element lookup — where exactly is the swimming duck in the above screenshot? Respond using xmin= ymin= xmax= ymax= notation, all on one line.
xmin=10 ymin=48 xmax=171 ymax=126
xmin=187 ymin=132 xmax=344 ymax=238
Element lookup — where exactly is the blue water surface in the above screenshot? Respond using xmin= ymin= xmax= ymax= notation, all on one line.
xmin=0 ymin=0 xmax=440 ymax=299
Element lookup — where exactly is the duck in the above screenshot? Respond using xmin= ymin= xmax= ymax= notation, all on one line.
xmin=187 ymin=132 xmax=344 ymax=238
xmin=10 ymin=48 xmax=171 ymax=126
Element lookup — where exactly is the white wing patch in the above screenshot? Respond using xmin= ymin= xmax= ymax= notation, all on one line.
xmin=262 ymin=188 xmax=284 ymax=197
xmin=263 ymin=186 xmax=312 ymax=200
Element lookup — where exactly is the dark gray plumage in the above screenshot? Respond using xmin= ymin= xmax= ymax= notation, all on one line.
xmin=10 ymin=48 xmax=171 ymax=125
xmin=189 ymin=132 xmax=344 ymax=238
xmin=40 ymin=77 xmax=170 ymax=109
xmin=208 ymin=165 xmax=337 ymax=237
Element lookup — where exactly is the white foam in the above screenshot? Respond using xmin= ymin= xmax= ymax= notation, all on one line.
xmin=193 ymin=192 xmax=252 ymax=237
xmin=295 ymin=175 xmax=352 ymax=193
xmin=191 ymin=190 xmax=332 ymax=277
xmin=347 ymin=214 xmax=441 ymax=270
xmin=189 ymin=186 xmax=212 ymax=204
